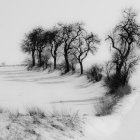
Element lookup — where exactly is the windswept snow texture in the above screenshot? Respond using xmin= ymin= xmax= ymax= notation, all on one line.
xmin=0 ymin=66 xmax=140 ymax=140
xmin=0 ymin=66 xmax=104 ymax=114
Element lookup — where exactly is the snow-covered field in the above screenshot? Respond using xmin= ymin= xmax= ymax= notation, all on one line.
xmin=0 ymin=66 xmax=140 ymax=140
xmin=0 ymin=66 xmax=104 ymax=114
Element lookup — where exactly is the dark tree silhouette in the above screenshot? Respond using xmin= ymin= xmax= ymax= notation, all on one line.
xmin=47 ymin=28 xmax=63 ymax=69
xmin=106 ymin=8 xmax=140 ymax=85
xmin=73 ymin=33 xmax=100 ymax=74
xmin=33 ymin=27 xmax=46 ymax=67
xmin=58 ymin=23 xmax=83 ymax=73
xmin=21 ymin=27 xmax=42 ymax=67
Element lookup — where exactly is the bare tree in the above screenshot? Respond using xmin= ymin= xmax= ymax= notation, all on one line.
xmin=58 ymin=23 xmax=84 ymax=73
xmin=72 ymin=33 xmax=100 ymax=74
xmin=33 ymin=27 xmax=46 ymax=67
xmin=106 ymin=8 xmax=140 ymax=84
xmin=21 ymin=27 xmax=43 ymax=67
xmin=47 ymin=28 xmax=63 ymax=69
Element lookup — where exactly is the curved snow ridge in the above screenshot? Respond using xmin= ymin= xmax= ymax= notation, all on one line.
xmin=84 ymin=90 xmax=140 ymax=140
xmin=84 ymin=115 xmax=121 ymax=140
xmin=115 ymin=90 xmax=140 ymax=116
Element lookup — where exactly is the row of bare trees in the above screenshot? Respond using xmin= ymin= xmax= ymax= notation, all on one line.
xmin=21 ymin=8 xmax=140 ymax=90
xmin=21 ymin=23 xmax=100 ymax=74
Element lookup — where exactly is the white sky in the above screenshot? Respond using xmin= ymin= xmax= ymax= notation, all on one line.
xmin=0 ymin=0 xmax=140 ymax=65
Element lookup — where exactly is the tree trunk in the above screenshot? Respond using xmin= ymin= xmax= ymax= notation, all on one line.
xmin=53 ymin=50 xmax=57 ymax=70
xmin=54 ymin=57 xmax=57 ymax=70
xmin=64 ymin=49 xmax=70 ymax=73
xmin=116 ymin=66 xmax=121 ymax=76
xmin=79 ymin=61 xmax=83 ymax=75
xmin=116 ymin=61 xmax=123 ymax=76
xmin=32 ymin=50 xmax=35 ymax=67
xmin=38 ymin=51 xmax=42 ymax=67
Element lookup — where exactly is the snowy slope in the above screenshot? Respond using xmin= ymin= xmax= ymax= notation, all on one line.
xmin=106 ymin=63 xmax=140 ymax=140
xmin=0 ymin=66 xmax=104 ymax=115
xmin=0 ymin=65 xmax=140 ymax=140
xmin=84 ymin=64 xmax=140 ymax=140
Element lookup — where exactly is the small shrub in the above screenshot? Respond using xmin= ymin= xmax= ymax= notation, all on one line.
xmin=49 ymin=109 xmax=82 ymax=131
xmin=104 ymin=73 xmax=131 ymax=96
xmin=26 ymin=107 xmax=46 ymax=119
xmin=26 ymin=107 xmax=47 ymax=125
xmin=104 ymin=74 xmax=119 ymax=93
xmin=95 ymin=83 xmax=131 ymax=116
xmin=86 ymin=65 xmax=103 ymax=82
xmin=95 ymin=95 xmax=119 ymax=116
xmin=112 ymin=84 xmax=132 ymax=98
